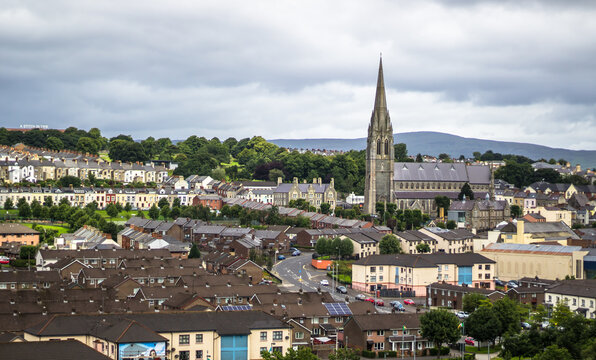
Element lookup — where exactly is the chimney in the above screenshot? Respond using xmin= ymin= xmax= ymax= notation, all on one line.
xmin=313 ymin=177 xmax=317 ymax=184
xmin=277 ymin=177 xmax=283 ymax=185
xmin=517 ymin=219 xmax=525 ymax=242
xmin=293 ymin=177 xmax=298 ymax=184
xmin=330 ymin=178 xmax=334 ymax=188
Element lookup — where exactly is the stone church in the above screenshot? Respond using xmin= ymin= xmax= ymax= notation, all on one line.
xmin=364 ymin=58 xmax=491 ymax=215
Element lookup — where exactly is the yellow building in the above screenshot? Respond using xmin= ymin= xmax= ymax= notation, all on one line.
xmin=481 ymin=243 xmax=588 ymax=281
xmin=499 ymin=219 xmax=580 ymax=245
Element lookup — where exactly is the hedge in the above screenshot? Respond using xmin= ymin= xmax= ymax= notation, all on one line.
xmin=361 ymin=349 xmax=376 ymax=358
xmin=378 ymin=350 xmax=397 ymax=357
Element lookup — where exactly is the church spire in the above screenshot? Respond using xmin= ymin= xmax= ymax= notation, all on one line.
xmin=374 ymin=56 xmax=387 ymax=110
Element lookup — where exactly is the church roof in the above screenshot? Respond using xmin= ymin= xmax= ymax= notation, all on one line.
xmin=393 ymin=162 xmax=490 ymax=184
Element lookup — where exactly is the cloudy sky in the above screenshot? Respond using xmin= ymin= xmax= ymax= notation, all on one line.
xmin=1 ymin=0 xmax=595 ymax=149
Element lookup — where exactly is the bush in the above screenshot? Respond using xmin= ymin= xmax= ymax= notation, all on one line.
xmin=378 ymin=351 xmax=397 ymax=357
xmin=361 ymin=349 xmax=376 ymax=358
xmin=10 ymin=259 xmax=35 ymax=268
xmin=429 ymin=347 xmax=450 ymax=356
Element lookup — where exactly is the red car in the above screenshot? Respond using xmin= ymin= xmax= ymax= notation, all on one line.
xmin=375 ymin=299 xmax=385 ymax=306
xmin=403 ymin=299 xmax=415 ymax=305
xmin=464 ymin=337 xmax=475 ymax=345
xmin=364 ymin=298 xmax=375 ymax=304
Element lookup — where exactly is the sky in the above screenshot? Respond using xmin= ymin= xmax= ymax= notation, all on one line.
xmin=1 ymin=0 xmax=595 ymax=150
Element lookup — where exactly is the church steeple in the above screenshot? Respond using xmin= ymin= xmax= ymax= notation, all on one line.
xmin=374 ymin=57 xmax=387 ymax=110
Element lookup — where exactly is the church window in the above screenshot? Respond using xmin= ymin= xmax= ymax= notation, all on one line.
xmin=377 ymin=139 xmax=381 ymax=155
xmin=384 ymin=139 xmax=389 ymax=155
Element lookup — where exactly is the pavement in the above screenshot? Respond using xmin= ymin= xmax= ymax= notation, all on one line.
xmin=271 ymin=252 xmax=424 ymax=314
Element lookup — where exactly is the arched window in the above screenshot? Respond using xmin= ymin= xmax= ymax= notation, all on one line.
xmin=377 ymin=139 xmax=381 ymax=155
xmin=384 ymin=139 xmax=389 ymax=155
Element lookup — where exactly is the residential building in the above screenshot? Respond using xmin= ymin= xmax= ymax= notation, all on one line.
xmin=426 ymin=282 xmax=505 ymax=309
xmin=0 ymin=223 xmax=40 ymax=246
xmin=273 ymin=177 xmax=337 ymax=210
xmin=499 ymin=220 xmax=580 ymax=245
xmin=544 ymin=279 xmax=596 ymax=319
xmin=419 ymin=227 xmax=475 ymax=254
xmin=448 ymin=198 xmax=510 ymax=231
xmin=352 ymin=253 xmax=495 ymax=296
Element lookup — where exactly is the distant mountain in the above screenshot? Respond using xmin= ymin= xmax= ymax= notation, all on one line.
xmin=269 ymin=131 xmax=596 ymax=168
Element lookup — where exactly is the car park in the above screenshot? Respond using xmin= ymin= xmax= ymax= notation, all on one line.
xmin=355 ymin=294 xmax=366 ymax=301
xmin=464 ymin=337 xmax=475 ymax=345
xmin=277 ymin=255 xmax=286 ymax=260
xmin=403 ymin=299 xmax=415 ymax=305
xmin=336 ymin=286 xmax=347 ymax=294
xmin=320 ymin=279 xmax=329 ymax=286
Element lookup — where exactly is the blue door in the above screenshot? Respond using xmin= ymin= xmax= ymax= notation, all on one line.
xmin=221 ymin=335 xmax=248 ymax=360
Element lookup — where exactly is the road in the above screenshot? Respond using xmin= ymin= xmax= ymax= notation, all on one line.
xmin=272 ymin=252 xmax=422 ymax=314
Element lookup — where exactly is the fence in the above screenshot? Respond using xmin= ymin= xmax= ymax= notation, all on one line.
xmin=379 ymin=289 xmax=416 ymax=298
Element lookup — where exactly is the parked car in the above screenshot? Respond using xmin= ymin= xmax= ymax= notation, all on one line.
xmin=277 ymin=255 xmax=286 ymax=260
xmin=312 ymin=253 xmax=320 ymax=259
xmin=0 ymin=256 xmax=9 ymax=265
xmin=290 ymin=247 xmax=298 ymax=252
xmin=375 ymin=299 xmax=385 ymax=306
xmin=392 ymin=302 xmax=405 ymax=312
xmin=507 ymin=280 xmax=519 ymax=288
xmin=364 ymin=298 xmax=375 ymax=304
xmin=464 ymin=337 xmax=475 ymax=345
xmin=355 ymin=294 xmax=366 ymax=301
xmin=320 ymin=279 xmax=329 ymax=286
xmin=389 ymin=300 xmax=401 ymax=307
xmin=336 ymin=286 xmax=348 ymax=294
xmin=521 ymin=322 xmax=532 ymax=330
xmin=495 ymin=278 xmax=505 ymax=287
xmin=456 ymin=311 xmax=469 ymax=319
xmin=292 ymin=250 xmax=301 ymax=256
xmin=403 ymin=299 xmax=415 ymax=305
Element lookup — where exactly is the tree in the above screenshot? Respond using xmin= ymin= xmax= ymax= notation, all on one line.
xmin=416 ymin=153 xmax=423 ymax=162
xmin=106 ymin=204 xmax=119 ymax=219
xmin=109 ymin=139 xmax=148 ymax=162
xmin=31 ymin=200 xmax=42 ymax=218
xmin=379 ymin=234 xmax=402 ymax=254
xmin=59 ymin=175 xmax=82 ymax=188
xmin=465 ymin=306 xmax=502 ymax=346
xmin=170 ymin=206 xmax=181 ymax=219
xmin=148 ymin=204 xmax=160 ymax=220
xmin=416 ymin=243 xmax=431 ymax=253
xmin=76 ymin=137 xmax=99 ymax=154
xmin=124 ymin=202 xmax=132 ymax=213
xmin=3 ymin=198 xmax=13 ymax=210
xmin=582 ymin=338 xmax=596 ymax=360
xmin=158 ymin=198 xmax=170 ymax=209
xmin=46 ymin=136 xmax=64 ymax=151
xmin=462 ymin=293 xmax=488 ymax=313
xmin=439 ymin=153 xmax=450 ymax=161
xmin=434 ymin=195 xmax=450 ymax=217
xmin=160 ymin=206 xmax=170 ymax=220
xmin=268 ymin=168 xmax=285 ymax=182
xmin=473 ymin=152 xmax=482 ymax=161
xmin=458 ymin=183 xmax=474 ymax=200
xmin=339 ymin=238 xmax=354 ymax=258
xmin=20 ymin=245 xmax=37 ymax=260
xmin=18 ymin=201 xmax=31 ymax=218
xmin=394 ymin=143 xmax=409 ymax=161
xmin=189 ymin=243 xmax=200 ymax=259
xmin=320 ymin=203 xmax=331 ymax=214
xmin=510 ymin=205 xmax=522 ymax=218
xmin=534 ymin=345 xmax=572 ymax=360
xmin=261 ymin=347 xmax=320 ymax=360
xmin=328 ymin=348 xmax=360 ymax=360
xmin=315 ymin=237 xmax=330 ymax=255
xmin=446 ymin=220 xmax=456 ymax=229
xmin=211 ymin=166 xmax=226 ymax=180
xmin=420 ymin=309 xmax=460 ymax=355
xmin=493 ymin=297 xmax=521 ymax=336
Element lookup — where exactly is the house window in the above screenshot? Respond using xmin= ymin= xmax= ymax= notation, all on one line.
xmin=379 ymin=276 xmax=384 ymax=282
xmin=260 ymin=347 xmax=267 ymax=354
xmin=485 ymin=265 xmax=490 ymax=270
xmin=370 ymin=276 xmax=377 ymax=282
xmin=272 ymin=346 xmax=283 ymax=354
xmin=370 ymin=267 xmax=376 ymax=273
xmin=374 ymin=342 xmax=384 ymax=351
xmin=179 ymin=334 xmax=190 ymax=345
xmin=378 ymin=330 xmax=384 ymax=336
xmin=336 ymin=317 xmax=342 ymax=323
xmin=379 ymin=266 xmax=383 ymax=271
xmin=485 ymin=273 xmax=490 ymax=279
xmin=195 ymin=350 xmax=203 ymax=359
xmin=273 ymin=331 xmax=283 ymax=341
xmin=196 ymin=334 xmax=203 ymax=343
xmin=312 ymin=317 xmax=319 ymax=324
xmin=367 ymin=331 xmax=372 ymax=336
xmin=295 ymin=331 xmax=304 ymax=339
xmin=179 ymin=351 xmax=189 ymax=360
xmin=260 ymin=332 xmax=267 ymax=341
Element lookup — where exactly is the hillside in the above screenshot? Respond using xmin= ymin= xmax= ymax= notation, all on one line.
xmin=269 ymin=131 xmax=596 ymax=168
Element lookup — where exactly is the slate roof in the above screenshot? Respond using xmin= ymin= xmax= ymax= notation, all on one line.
xmin=349 ymin=313 xmax=422 ymax=331
xmin=394 ymin=163 xmax=490 ymax=184
xmin=0 ymin=340 xmax=113 ymax=360
xmin=482 ymin=243 xmax=583 ymax=255
xmin=546 ymin=279 xmax=596 ymax=298
xmin=0 ymin=223 xmax=39 ymax=235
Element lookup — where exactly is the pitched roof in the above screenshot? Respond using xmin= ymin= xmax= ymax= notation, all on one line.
xmin=0 ymin=340 xmax=113 ymax=360
xmin=353 ymin=253 xmax=494 ymax=267
xmin=350 ymin=313 xmax=422 ymax=331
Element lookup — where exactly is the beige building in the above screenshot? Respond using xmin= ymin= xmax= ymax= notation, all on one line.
xmin=544 ymin=280 xmax=596 ymax=319
xmin=273 ymin=177 xmax=337 ymax=210
xmin=499 ymin=220 xmax=580 ymax=245
xmin=480 ymin=243 xmax=588 ymax=281
xmin=418 ymin=227 xmax=475 ymax=254
xmin=352 ymin=253 xmax=495 ymax=296
xmin=24 ymin=311 xmax=291 ymax=360
xmin=525 ymin=206 xmax=573 ymax=227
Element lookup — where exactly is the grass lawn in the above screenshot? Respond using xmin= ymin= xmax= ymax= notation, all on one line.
xmin=95 ymin=210 xmax=151 ymax=221
xmin=21 ymin=222 xmax=71 ymax=235
xmin=465 ymin=344 xmax=501 ymax=354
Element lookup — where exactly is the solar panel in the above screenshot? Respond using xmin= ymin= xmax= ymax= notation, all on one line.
xmin=221 ymin=305 xmax=252 ymax=311
xmin=323 ymin=303 xmax=352 ymax=316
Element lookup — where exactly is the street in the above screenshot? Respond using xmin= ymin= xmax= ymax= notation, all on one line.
xmin=272 ymin=252 xmax=422 ymax=314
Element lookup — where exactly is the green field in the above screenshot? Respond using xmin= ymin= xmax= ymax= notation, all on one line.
xmin=21 ymin=223 xmax=71 ymax=235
